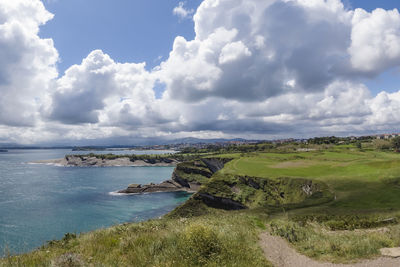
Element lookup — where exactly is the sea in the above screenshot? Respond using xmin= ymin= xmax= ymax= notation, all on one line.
xmin=0 ymin=149 xmax=191 ymax=256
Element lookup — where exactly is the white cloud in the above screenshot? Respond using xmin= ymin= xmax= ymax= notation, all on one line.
xmin=173 ymin=2 xmax=194 ymax=20
xmin=367 ymin=91 xmax=400 ymax=127
xmin=48 ymin=50 xmax=157 ymax=126
xmin=159 ymin=0 xmax=354 ymax=102
xmin=219 ymin=41 xmax=251 ymax=64
xmin=349 ymin=8 xmax=400 ymax=74
xmin=0 ymin=0 xmax=58 ymax=127
xmin=3 ymin=0 xmax=400 ymax=144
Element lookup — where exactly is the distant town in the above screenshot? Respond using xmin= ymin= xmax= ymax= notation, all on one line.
xmin=1 ymin=133 xmax=399 ymax=151
xmin=70 ymin=133 xmax=400 ymax=151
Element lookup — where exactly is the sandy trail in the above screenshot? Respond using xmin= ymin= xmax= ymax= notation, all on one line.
xmin=259 ymin=231 xmax=400 ymax=267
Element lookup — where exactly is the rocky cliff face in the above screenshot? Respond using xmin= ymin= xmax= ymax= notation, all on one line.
xmin=171 ymin=158 xmax=232 ymax=190
xmin=196 ymin=193 xmax=247 ymax=210
xmin=200 ymin=158 xmax=231 ymax=173
xmin=119 ymin=156 xmax=334 ymax=213
xmin=193 ymin=175 xmax=334 ymax=211
xmin=118 ymin=158 xmax=232 ymax=194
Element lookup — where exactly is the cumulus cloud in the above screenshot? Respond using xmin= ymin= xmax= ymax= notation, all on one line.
xmin=349 ymin=8 xmax=400 ymax=74
xmin=3 ymin=0 xmax=400 ymax=145
xmin=160 ymin=0 xmax=400 ymax=102
xmin=0 ymin=0 xmax=58 ymax=127
xmin=159 ymin=0 xmax=354 ymax=102
xmin=173 ymin=2 xmax=194 ymax=20
xmin=48 ymin=50 xmax=157 ymax=126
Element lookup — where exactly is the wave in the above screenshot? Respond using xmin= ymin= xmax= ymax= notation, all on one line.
xmin=108 ymin=191 xmax=166 ymax=196
xmin=108 ymin=191 xmax=138 ymax=196
xmin=26 ymin=162 xmax=64 ymax=167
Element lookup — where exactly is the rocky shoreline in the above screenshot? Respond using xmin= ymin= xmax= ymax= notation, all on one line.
xmin=30 ymin=155 xmax=178 ymax=167
xmin=116 ymin=180 xmax=198 ymax=194
xmin=33 ymin=155 xmax=233 ymax=200
xmin=117 ymin=158 xmax=230 ymax=195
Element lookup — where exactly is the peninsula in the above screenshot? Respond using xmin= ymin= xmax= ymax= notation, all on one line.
xmin=116 ymin=158 xmax=229 ymax=194
xmin=30 ymin=154 xmax=179 ymax=167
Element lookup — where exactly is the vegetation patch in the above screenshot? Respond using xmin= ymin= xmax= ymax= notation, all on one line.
xmin=291 ymin=214 xmax=400 ymax=231
xmin=2 ymin=211 xmax=271 ymax=267
xmin=269 ymin=219 xmax=399 ymax=263
xmin=195 ymin=174 xmax=334 ymax=210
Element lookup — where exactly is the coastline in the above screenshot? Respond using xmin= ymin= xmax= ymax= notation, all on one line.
xmin=109 ymin=189 xmax=196 ymax=196
xmin=30 ymin=156 xmax=178 ymax=167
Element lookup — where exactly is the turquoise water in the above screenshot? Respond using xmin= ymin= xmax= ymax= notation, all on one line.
xmin=0 ymin=149 xmax=190 ymax=256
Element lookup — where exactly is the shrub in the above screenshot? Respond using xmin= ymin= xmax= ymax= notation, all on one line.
xmin=269 ymin=221 xmax=307 ymax=243
xmin=373 ymin=139 xmax=392 ymax=150
xmin=179 ymin=224 xmax=222 ymax=265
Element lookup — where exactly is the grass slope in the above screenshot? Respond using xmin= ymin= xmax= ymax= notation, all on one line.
xmin=2 ymin=209 xmax=270 ymax=267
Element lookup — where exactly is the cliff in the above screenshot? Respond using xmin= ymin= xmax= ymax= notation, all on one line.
xmin=192 ymin=175 xmax=334 ymax=210
xmin=118 ymin=158 xmax=232 ymax=194
xmin=170 ymin=171 xmax=334 ymax=216
xmin=120 ymin=156 xmax=333 ymax=213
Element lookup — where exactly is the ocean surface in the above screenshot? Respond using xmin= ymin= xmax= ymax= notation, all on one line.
xmin=0 ymin=149 xmax=190 ymax=256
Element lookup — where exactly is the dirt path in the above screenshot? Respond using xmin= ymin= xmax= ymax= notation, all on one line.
xmin=259 ymin=231 xmax=400 ymax=267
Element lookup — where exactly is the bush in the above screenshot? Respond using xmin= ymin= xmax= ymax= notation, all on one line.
xmin=373 ymin=139 xmax=392 ymax=150
xmin=392 ymin=136 xmax=400 ymax=152
xmin=179 ymin=224 xmax=222 ymax=265
xmin=269 ymin=221 xmax=307 ymax=243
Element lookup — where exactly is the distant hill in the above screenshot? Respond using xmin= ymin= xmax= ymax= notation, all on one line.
xmin=165 ymin=137 xmax=255 ymax=144
xmin=0 ymin=137 xmax=260 ymax=149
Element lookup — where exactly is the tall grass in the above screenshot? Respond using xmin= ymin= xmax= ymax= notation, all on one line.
xmin=269 ymin=218 xmax=400 ymax=263
xmin=1 ymin=210 xmax=271 ymax=267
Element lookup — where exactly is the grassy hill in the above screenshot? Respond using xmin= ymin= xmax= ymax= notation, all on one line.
xmin=3 ymin=143 xmax=400 ymax=266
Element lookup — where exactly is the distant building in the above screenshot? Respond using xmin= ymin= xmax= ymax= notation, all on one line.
xmin=375 ymin=133 xmax=400 ymax=140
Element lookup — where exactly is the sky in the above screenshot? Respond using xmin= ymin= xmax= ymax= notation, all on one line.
xmin=1 ymin=0 xmax=400 ymax=145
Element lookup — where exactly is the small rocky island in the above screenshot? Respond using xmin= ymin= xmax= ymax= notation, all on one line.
xmin=31 ymin=154 xmax=178 ymax=167
xmin=117 ymin=180 xmax=190 ymax=194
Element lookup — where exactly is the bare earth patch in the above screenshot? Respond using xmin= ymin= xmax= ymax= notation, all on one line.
xmin=259 ymin=231 xmax=400 ymax=267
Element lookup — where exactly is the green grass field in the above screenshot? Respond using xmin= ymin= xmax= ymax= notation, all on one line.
xmin=3 ymin=145 xmax=400 ymax=266
xmin=221 ymin=149 xmax=400 ymax=213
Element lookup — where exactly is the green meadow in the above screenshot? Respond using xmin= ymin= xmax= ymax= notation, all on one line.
xmin=3 ymin=143 xmax=400 ymax=266
xmin=221 ymin=149 xmax=400 ymax=213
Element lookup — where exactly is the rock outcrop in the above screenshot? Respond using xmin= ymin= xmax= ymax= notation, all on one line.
xmin=117 ymin=180 xmax=186 ymax=194
xmin=118 ymin=158 xmax=232 ymax=194
xmin=201 ymin=158 xmax=231 ymax=173
xmin=196 ymin=193 xmax=247 ymax=210
xmin=31 ymin=155 xmax=178 ymax=167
